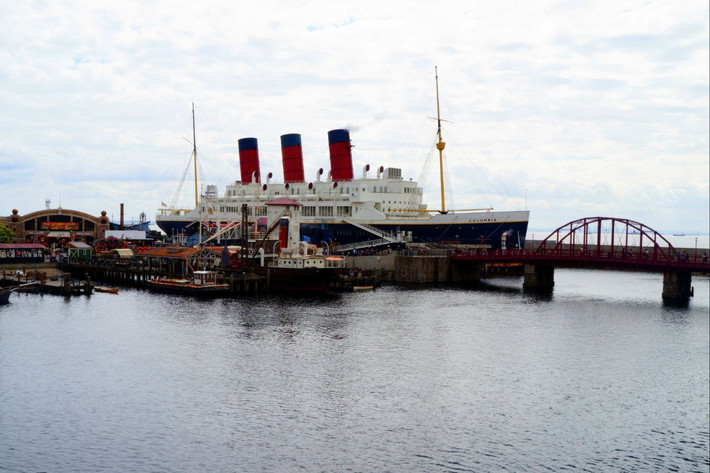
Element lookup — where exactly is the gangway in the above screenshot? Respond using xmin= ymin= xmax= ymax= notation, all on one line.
xmin=332 ymin=238 xmax=395 ymax=254
xmin=202 ymin=220 xmax=245 ymax=244
xmin=341 ymin=218 xmax=402 ymax=243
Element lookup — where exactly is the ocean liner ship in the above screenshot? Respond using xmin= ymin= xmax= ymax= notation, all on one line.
xmin=156 ymin=72 xmax=529 ymax=253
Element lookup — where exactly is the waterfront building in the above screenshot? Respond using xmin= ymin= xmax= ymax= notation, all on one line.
xmin=3 ymin=208 xmax=111 ymax=245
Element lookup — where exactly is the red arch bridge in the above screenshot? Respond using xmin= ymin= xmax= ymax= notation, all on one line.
xmin=449 ymin=217 xmax=709 ymax=301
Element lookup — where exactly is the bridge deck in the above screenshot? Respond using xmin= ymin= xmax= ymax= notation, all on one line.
xmin=449 ymin=249 xmax=710 ymax=273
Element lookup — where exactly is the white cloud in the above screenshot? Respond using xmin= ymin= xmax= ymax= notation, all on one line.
xmin=0 ymin=0 xmax=707 ymax=235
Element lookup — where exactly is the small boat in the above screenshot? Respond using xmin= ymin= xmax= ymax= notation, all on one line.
xmin=0 ymin=286 xmax=17 ymax=304
xmin=352 ymin=285 xmax=374 ymax=292
xmin=95 ymin=286 xmax=119 ymax=294
xmin=147 ymin=270 xmax=229 ymax=296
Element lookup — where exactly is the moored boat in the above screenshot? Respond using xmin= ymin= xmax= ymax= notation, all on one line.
xmin=246 ymin=200 xmax=347 ymax=293
xmin=147 ymin=270 xmax=229 ymax=296
xmin=352 ymin=285 xmax=374 ymax=292
xmin=0 ymin=286 xmax=16 ymax=304
xmin=249 ymin=245 xmax=346 ymax=293
xmin=95 ymin=286 xmax=120 ymax=294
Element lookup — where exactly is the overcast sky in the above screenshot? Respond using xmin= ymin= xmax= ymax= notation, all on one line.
xmin=1 ymin=0 xmax=708 ymax=233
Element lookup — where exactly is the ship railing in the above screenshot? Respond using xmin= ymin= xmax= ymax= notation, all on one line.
xmin=332 ymin=238 xmax=392 ymax=254
xmin=341 ymin=218 xmax=400 ymax=243
xmin=157 ymin=208 xmax=193 ymax=217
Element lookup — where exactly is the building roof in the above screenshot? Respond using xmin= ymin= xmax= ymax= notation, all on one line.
xmin=47 ymin=231 xmax=71 ymax=238
xmin=113 ymin=249 xmax=134 ymax=258
xmin=105 ymin=230 xmax=147 ymax=240
xmin=136 ymin=246 xmax=227 ymax=260
xmin=0 ymin=243 xmax=46 ymax=249
xmin=68 ymin=242 xmax=93 ymax=249
xmin=137 ymin=246 xmax=198 ymax=259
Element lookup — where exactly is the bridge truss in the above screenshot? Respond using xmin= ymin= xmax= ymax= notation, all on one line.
xmin=537 ymin=217 xmax=685 ymax=262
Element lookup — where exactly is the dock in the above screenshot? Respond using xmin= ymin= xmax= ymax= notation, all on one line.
xmin=1 ymin=268 xmax=93 ymax=296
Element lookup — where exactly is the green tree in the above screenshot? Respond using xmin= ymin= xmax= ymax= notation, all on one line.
xmin=0 ymin=223 xmax=16 ymax=243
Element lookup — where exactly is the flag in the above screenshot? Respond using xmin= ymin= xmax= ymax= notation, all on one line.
xmin=161 ymin=202 xmax=167 ymax=208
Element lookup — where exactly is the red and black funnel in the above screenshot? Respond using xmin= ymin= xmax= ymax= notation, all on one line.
xmin=327 ymin=129 xmax=354 ymax=182
xmin=238 ymin=137 xmax=261 ymax=184
xmin=280 ymin=133 xmax=305 ymax=183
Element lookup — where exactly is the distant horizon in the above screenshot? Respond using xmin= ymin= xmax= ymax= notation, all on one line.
xmin=2 ymin=209 xmax=708 ymax=238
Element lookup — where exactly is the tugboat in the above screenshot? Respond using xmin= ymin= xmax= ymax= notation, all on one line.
xmin=248 ymin=197 xmax=346 ymax=293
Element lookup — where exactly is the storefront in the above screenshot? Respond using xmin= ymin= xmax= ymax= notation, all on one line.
xmin=0 ymin=243 xmax=46 ymax=264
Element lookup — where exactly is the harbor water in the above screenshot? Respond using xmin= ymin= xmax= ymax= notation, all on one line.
xmin=1 ymin=269 xmax=708 ymax=472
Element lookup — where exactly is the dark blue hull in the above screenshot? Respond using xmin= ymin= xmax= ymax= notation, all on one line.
xmin=155 ymin=221 xmax=194 ymax=240
xmin=157 ymin=219 xmax=529 ymax=250
xmin=300 ymin=220 xmax=529 ymax=250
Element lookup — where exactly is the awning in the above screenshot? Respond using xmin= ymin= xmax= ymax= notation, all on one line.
xmin=47 ymin=231 xmax=71 ymax=238
xmin=114 ymin=249 xmax=134 ymax=258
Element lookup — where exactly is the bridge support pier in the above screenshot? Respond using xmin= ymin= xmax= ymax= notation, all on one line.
xmin=523 ymin=264 xmax=555 ymax=291
xmin=449 ymin=260 xmax=482 ymax=284
xmin=662 ymin=270 xmax=693 ymax=302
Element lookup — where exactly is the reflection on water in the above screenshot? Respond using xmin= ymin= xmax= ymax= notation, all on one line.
xmin=1 ymin=269 xmax=708 ymax=471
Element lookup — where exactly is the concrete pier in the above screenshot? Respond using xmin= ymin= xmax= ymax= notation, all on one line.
xmin=395 ymin=255 xmax=449 ymax=283
xmin=523 ymin=264 xmax=555 ymax=291
xmin=662 ymin=270 xmax=693 ymax=301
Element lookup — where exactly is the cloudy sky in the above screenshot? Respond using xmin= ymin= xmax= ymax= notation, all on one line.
xmin=1 ymin=0 xmax=708 ymax=234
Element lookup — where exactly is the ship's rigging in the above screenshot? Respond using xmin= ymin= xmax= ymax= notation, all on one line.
xmin=168 ymin=103 xmax=205 ymax=211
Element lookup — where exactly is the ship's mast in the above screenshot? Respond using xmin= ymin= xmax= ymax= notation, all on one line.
xmin=435 ymin=67 xmax=447 ymax=214
xmin=192 ymin=102 xmax=199 ymax=208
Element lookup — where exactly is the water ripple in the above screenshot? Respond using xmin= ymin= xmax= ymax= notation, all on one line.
xmin=0 ymin=271 xmax=708 ymax=471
